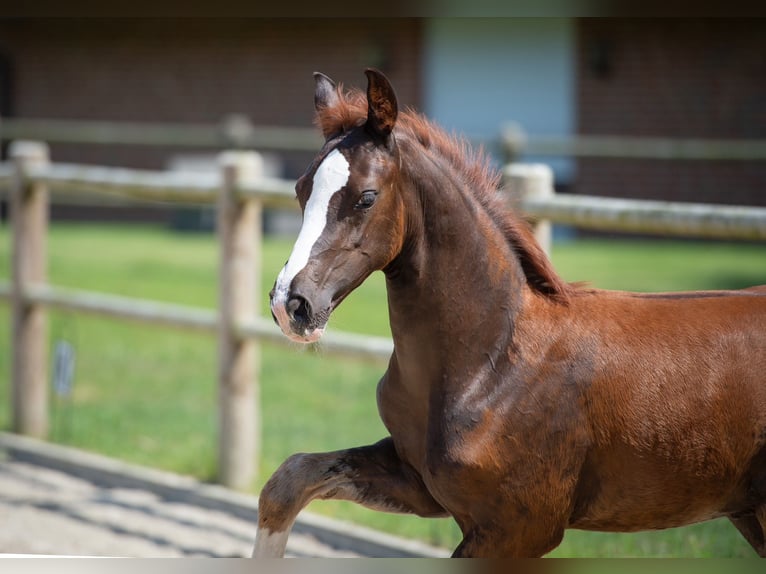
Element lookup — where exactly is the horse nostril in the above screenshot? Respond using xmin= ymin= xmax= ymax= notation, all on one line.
xmin=287 ymin=295 xmax=311 ymax=324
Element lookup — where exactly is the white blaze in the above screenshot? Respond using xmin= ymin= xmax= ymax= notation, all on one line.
xmin=271 ymin=149 xmax=350 ymax=333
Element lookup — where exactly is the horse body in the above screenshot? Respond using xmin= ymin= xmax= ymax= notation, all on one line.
xmin=378 ymin=133 xmax=766 ymax=554
xmin=254 ymin=69 xmax=766 ymax=557
xmin=566 ymin=291 xmax=766 ymax=528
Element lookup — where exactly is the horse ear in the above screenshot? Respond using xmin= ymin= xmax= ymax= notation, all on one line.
xmin=364 ymin=68 xmax=398 ymax=141
xmin=313 ymin=72 xmax=339 ymax=111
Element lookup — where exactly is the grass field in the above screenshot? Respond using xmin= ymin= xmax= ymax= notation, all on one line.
xmin=0 ymin=221 xmax=764 ymax=556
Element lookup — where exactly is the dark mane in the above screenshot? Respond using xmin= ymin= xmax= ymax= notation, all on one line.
xmin=315 ymin=85 xmax=572 ymax=303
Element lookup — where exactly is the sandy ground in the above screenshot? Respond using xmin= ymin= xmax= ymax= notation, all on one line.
xmin=0 ymin=457 xmax=358 ymax=558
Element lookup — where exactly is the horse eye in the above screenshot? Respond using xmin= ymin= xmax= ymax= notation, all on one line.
xmin=355 ymin=190 xmax=378 ymax=210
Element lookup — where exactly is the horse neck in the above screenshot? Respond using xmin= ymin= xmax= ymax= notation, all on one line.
xmin=384 ymin=151 xmax=528 ymax=372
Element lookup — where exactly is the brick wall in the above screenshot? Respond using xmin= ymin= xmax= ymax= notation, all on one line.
xmin=0 ymin=18 xmax=422 ymax=176
xmin=576 ymin=19 xmax=766 ymax=206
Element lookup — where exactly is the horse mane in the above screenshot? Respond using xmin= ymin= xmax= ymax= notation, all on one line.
xmin=315 ymin=84 xmax=573 ymax=303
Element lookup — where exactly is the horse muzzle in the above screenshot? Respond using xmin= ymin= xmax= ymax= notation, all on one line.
xmin=270 ymin=287 xmax=329 ymax=344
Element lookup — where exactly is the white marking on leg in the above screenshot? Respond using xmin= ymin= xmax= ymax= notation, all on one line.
xmin=252 ymin=527 xmax=290 ymax=558
xmin=271 ymin=148 xmax=350 ymax=336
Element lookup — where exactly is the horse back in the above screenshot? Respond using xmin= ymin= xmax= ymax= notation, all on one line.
xmin=576 ymin=284 xmax=766 ymax=440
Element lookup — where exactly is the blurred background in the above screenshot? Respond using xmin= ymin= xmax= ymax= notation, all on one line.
xmin=1 ymin=18 xmax=764 ymax=217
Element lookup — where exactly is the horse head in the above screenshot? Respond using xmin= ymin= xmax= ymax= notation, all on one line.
xmin=270 ymin=69 xmax=405 ymax=343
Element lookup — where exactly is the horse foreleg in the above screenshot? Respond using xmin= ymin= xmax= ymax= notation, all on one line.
xmin=451 ymin=523 xmax=565 ymax=558
xmin=252 ymin=437 xmax=446 ymax=557
xmin=730 ymin=505 xmax=766 ymax=557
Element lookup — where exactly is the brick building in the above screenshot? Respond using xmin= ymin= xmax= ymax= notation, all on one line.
xmin=576 ymin=19 xmax=766 ymax=207
xmin=0 ymin=18 xmax=763 ymax=210
xmin=0 ymin=18 xmax=422 ymax=177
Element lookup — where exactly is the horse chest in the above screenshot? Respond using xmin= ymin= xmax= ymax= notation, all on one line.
xmin=376 ymin=373 xmax=431 ymax=464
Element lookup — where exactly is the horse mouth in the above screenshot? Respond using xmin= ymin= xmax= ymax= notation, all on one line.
xmin=285 ymin=325 xmax=326 ymax=344
xmin=270 ymin=295 xmax=331 ymax=344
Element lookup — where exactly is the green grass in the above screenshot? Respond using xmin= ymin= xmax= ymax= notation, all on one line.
xmin=0 ymin=222 xmax=764 ymax=556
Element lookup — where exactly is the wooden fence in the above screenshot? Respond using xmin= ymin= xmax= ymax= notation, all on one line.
xmin=0 ymin=140 xmax=393 ymax=492
xmin=5 ymin=115 xmax=766 ymax=161
xmin=1 ymin=140 xmax=765 ymax=491
xmin=503 ymin=164 xmax=766 ymax=254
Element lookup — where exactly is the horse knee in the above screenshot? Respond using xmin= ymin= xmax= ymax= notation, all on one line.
xmin=258 ymin=453 xmax=314 ymax=531
xmin=254 ymin=453 xmax=321 ymax=558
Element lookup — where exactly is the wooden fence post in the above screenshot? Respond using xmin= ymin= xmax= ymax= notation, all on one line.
xmin=217 ymin=150 xmax=263 ymax=490
xmin=502 ymin=163 xmax=555 ymax=255
xmin=10 ymin=140 xmax=50 ymax=439
xmin=500 ymin=122 xmax=527 ymax=164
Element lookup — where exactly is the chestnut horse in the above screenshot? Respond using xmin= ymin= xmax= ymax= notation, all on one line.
xmin=254 ymin=69 xmax=766 ymax=557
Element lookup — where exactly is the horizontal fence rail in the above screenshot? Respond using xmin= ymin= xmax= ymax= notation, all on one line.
xmin=0 ymin=162 xmax=297 ymax=208
xmin=520 ymin=194 xmax=766 ymax=241
xmin=2 ymin=138 xmax=765 ymax=492
xmin=501 ymin=123 xmax=766 ymax=161
xmin=501 ymin=163 xmax=766 ymax=253
xmin=7 ymin=116 xmax=766 ymax=162
xmin=2 ymin=160 xmax=763 ymax=240
xmin=1 ymin=116 xmax=324 ymax=152
xmin=0 ymin=282 xmax=393 ymax=364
